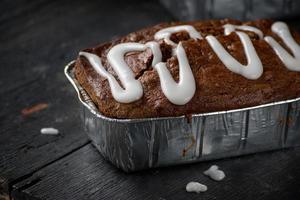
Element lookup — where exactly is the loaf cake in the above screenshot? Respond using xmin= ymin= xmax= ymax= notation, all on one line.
xmin=74 ymin=19 xmax=300 ymax=119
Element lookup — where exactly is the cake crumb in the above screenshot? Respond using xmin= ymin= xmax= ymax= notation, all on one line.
xmin=203 ymin=165 xmax=225 ymax=181
xmin=41 ymin=127 xmax=59 ymax=135
xmin=186 ymin=182 xmax=207 ymax=193
xmin=21 ymin=103 xmax=48 ymax=116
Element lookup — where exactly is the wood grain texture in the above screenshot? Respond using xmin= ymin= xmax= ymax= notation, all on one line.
xmin=0 ymin=0 xmax=174 ymax=198
xmin=2 ymin=0 xmax=300 ymax=199
xmin=0 ymin=0 xmax=52 ymax=24
xmin=12 ymin=144 xmax=300 ymax=200
xmin=0 ymin=0 xmax=173 ymax=95
xmin=0 ymin=75 xmax=90 ymax=194
xmin=0 ymin=177 xmax=9 ymax=200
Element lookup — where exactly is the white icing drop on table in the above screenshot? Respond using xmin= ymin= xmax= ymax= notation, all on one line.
xmin=154 ymin=25 xmax=202 ymax=46
xmin=206 ymin=31 xmax=263 ymax=80
xmin=203 ymin=165 xmax=225 ymax=181
xmin=186 ymin=182 xmax=207 ymax=193
xmin=264 ymin=22 xmax=300 ymax=71
xmin=41 ymin=127 xmax=59 ymax=135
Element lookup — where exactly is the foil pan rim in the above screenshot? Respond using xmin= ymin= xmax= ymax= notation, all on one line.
xmin=65 ymin=60 xmax=300 ymax=123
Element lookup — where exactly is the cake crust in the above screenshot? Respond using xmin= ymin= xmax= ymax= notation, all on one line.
xmin=74 ymin=19 xmax=300 ymax=119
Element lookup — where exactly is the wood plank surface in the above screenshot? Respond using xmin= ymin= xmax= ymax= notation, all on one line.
xmin=12 ymin=144 xmax=300 ymax=200
xmin=0 ymin=0 xmax=174 ymax=198
xmin=2 ymin=0 xmax=300 ymax=199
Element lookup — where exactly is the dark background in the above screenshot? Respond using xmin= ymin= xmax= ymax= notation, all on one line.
xmin=1 ymin=0 xmax=300 ymax=200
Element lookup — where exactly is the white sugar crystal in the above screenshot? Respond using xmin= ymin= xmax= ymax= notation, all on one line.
xmin=40 ymin=127 xmax=59 ymax=135
xmin=203 ymin=165 xmax=225 ymax=181
xmin=186 ymin=182 xmax=207 ymax=193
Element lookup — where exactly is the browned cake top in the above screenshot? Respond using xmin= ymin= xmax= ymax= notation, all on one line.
xmin=74 ymin=19 xmax=300 ymax=119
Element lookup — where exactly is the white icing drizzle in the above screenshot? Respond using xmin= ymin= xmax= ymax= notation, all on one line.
xmin=223 ymin=24 xmax=264 ymax=39
xmin=80 ymin=43 xmax=144 ymax=103
xmin=80 ymin=42 xmax=163 ymax=103
xmin=80 ymin=41 xmax=195 ymax=105
xmin=145 ymin=41 xmax=162 ymax=66
xmin=206 ymin=31 xmax=263 ymax=80
xmin=154 ymin=25 xmax=202 ymax=46
xmin=154 ymin=42 xmax=196 ymax=105
xmin=79 ymin=21 xmax=300 ymax=105
xmin=264 ymin=22 xmax=300 ymax=71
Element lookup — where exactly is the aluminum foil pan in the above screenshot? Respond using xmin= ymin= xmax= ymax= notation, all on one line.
xmin=65 ymin=61 xmax=300 ymax=172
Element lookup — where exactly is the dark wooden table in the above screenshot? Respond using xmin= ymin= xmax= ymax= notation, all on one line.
xmin=1 ymin=0 xmax=300 ymax=199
